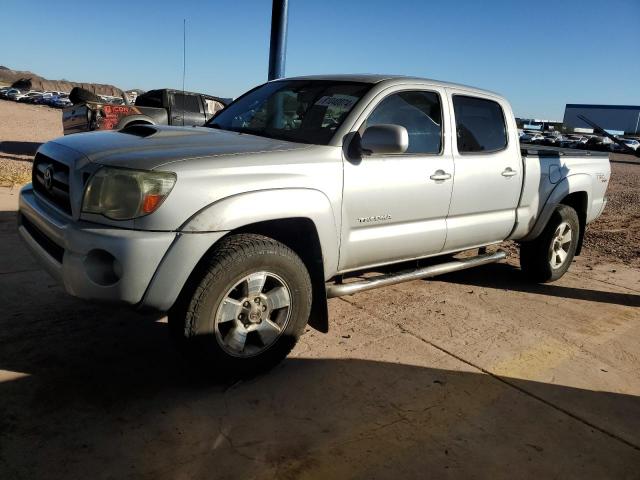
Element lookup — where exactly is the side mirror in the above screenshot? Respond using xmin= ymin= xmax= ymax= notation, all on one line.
xmin=360 ymin=124 xmax=409 ymax=155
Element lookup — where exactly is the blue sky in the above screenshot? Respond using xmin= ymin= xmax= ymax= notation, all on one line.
xmin=1 ymin=0 xmax=638 ymax=119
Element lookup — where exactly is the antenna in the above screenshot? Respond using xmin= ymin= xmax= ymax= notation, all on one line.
xmin=182 ymin=19 xmax=186 ymax=94
xmin=182 ymin=18 xmax=186 ymax=126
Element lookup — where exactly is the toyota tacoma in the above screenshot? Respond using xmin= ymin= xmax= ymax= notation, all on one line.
xmin=18 ymin=75 xmax=610 ymax=377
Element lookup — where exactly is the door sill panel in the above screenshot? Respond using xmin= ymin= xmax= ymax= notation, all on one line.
xmin=336 ymin=241 xmax=503 ymax=277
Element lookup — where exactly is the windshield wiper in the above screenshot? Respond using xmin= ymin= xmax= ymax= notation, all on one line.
xmin=205 ymin=123 xmax=312 ymax=144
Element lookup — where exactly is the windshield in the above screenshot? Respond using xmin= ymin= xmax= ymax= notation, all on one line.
xmin=206 ymin=80 xmax=372 ymax=145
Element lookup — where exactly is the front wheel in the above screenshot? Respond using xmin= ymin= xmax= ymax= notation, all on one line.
xmin=169 ymin=234 xmax=312 ymax=379
xmin=520 ymin=204 xmax=580 ymax=283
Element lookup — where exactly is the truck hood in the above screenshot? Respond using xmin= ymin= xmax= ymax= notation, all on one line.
xmin=49 ymin=125 xmax=311 ymax=170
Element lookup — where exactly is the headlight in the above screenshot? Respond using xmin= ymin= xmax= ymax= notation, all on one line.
xmin=82 ymin=167 xmax=176 ymax=220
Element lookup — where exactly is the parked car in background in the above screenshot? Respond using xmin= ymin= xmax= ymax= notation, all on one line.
xmin=611 ymin=139 xmax=640 ymax=152
xmin=558 ymin=135 xmax=586 ymax=148
xmin=13 ymin=90 xmax=41 ymax=101
xmin=542 ymin=134 xmax=561 ymax=146
xmin=63 ymin=88 xmax=228 ymax=135
xmin=100 ymin=95 xmax=125 ymax=105
xmin=6 ymin=88 xmax=24 ymax=100
xmin=19 ymin=74 xmax=611 ymax=377
xmin=52 ymin=94 xmax=72 ymax=108
xmin=31 ymin=93 xmax=50 ymax=104
xmin=581 ymin=136 xmax=613 ymax=151
xmin=17 ymin=91 xmax=45 ymax=103
xmin=42 ymin=93 xmax=66 ymax=107
xmin=127 ymin=92 xmax=139 ymax=104
xmin=529 ymin=133 xmax=545 ymax=143
xmin=32 ymin=92 xmax=58 ymax=105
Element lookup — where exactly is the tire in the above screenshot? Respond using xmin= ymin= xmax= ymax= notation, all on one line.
xmin=69 ymin=87 xmax=102 ymax=105
xmin=169 ymin=234 xmax=312 ymax=379
xmin=520 ymin=204 xmax=580 ymax=283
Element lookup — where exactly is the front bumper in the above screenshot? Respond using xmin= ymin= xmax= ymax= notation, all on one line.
xmin=18 ymin=185 xmax=175 ymax=306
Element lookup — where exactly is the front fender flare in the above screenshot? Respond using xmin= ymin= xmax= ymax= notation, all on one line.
xmin=181 ymin=188 xmax=340 ymax=279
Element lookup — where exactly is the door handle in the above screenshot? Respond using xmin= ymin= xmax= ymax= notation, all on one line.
xmin=430 ymin=170 xmax=452 ymax=181
xmin=502 ymin=167 xmax=517 ymax=177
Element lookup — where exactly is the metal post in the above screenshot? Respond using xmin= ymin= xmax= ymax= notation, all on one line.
xmin=268 ymin=0 xmax=289 ymax=80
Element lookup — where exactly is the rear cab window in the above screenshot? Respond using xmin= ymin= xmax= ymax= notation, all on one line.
xmin=135 ymin=90 xmax=163 ymax=108
xmin=453 ymin=95 xmax=507 ymax=153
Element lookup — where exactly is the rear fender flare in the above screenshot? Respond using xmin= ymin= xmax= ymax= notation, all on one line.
xmin=520 ymin=174 xmax=591 ymax=242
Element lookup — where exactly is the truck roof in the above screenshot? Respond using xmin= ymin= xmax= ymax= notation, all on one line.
xmin=141 ymin=89 xmax=229 ymax=102
xmin=279 ymin=74 xmax=502 ymax=98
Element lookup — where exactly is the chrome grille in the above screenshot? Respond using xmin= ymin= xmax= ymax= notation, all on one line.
xmin=32 ymin=153 xmax=71 ymax=214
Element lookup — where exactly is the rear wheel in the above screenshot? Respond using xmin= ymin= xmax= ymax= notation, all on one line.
xmin=520 ymin=204 xmax=579 ymax=283
xmin=169 ymin=234 xmax=312 ymax=379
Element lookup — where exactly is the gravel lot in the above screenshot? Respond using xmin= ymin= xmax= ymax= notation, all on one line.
xmin=0 ymin=100 xmax=61 ymax=186
xmin=1 ymin=100 xmax=639 ymax=479
xmin=583 ymin=157 xmax=640 ymax=267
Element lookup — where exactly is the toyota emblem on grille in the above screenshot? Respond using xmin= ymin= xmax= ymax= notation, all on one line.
xmin=43 ymin=165 xmax=54 ymax=191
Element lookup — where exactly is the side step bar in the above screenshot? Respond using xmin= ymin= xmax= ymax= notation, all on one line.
xmin=326 ymin=250 xmax=507 ymax=298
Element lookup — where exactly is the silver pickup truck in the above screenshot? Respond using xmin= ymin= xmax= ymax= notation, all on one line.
xmin=18 ymin=74 xmax=610 ymax=377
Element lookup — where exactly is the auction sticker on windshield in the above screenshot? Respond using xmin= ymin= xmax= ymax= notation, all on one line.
xmin=315 ymin=95 xmax=358 ymax=109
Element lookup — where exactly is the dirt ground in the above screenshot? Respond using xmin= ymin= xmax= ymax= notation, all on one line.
xmin=0 ymin=100 xmax=61 ymax=185
xmin=1 ymin=101 xmax=639 ymax=479
xmin=582 ymin=158 xmax=640 ymax=267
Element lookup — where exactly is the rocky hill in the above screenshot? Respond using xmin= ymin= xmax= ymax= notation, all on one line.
xmin=0 ymin=65 xmax=126 ymax=97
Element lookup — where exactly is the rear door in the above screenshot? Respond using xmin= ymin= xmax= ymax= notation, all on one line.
xmin=171 ymin=92 xmax=205 ymax=126
xmin=443 ymin=90 xmax=522 ymax=251
xmin=62 ymin=104 xmax=91 ymax=135
xmin=339 ymin=86 xmax=454 ymax=271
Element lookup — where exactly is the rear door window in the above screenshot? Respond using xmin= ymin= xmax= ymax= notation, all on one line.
xmin=453 ymin=96 xmax=507 ymax=153
xmin=173 ymin=93 xmax=202 ymax=113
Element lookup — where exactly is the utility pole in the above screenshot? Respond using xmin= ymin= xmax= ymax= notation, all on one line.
xmin=268 ymin=0 xmax=289 ymax=80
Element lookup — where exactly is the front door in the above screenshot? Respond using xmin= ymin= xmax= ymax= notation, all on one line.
xmin=443 ymin=90 xmax=522 ymax=252
xmin=339 ymin=87 xmax=454 ymax=271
